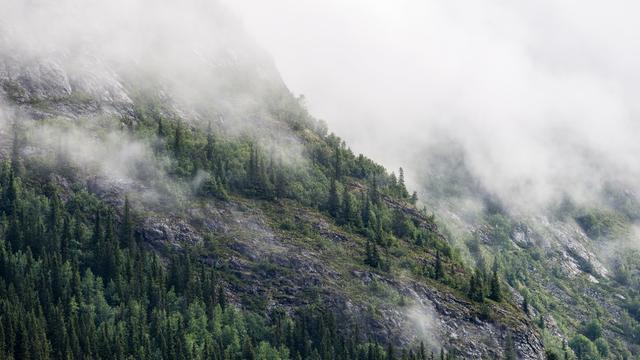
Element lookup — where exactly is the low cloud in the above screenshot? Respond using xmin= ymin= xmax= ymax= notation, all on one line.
xmin=226 ymin=0 xmax=640 ymax=212
xmin=403 ymin=304 xmax=440 ymax=351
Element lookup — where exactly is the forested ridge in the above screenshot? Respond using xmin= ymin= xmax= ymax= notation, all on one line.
xmin=0 ymin=93 xmax=480 ymax=359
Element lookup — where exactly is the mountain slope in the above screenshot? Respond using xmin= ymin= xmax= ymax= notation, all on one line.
xmin=418 ymin=144 xmax=640 ymax=359
xmin=0 ymin=3 xmax=545 ymax=359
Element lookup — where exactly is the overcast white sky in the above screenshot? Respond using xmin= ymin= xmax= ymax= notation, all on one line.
xmin=225 ymin=0 xmax=640 ymax=208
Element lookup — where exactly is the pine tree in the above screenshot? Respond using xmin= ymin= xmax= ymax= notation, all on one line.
xmin=389 ymin=172 xmax=398 ymax=190
xmin=365 ymin=240 xmax=373 ymax=267
xmin=157 ymin=116 xmax=165 ymax=137
xmin=205 ymin=125 xmax=216 ymax=167
xmin=468 ymin=269 xmax=484 ymax=302
xmin=398 ymin=167 xmax=409 ymax=199
xmin=99 ymin=212 xmax=120 ymax=279
xmin=121 ymin=197 xmax=134 ymax=249
xmin=340 ymin=187 xmax=353 ymax=225
xmin=47 ymin=185 xmax=62 ymax=241
xmin=10 ymin=123 xmax=23 ymax=176
xmin=360 ymin=192 xmax=371 ymax=228
xmin=173 ymin=122 xmax=183 ymax=157
xmin=410 ymin=191 xmax=418 ymax=205
xmin=489 ymin=259 xmax=502 ymax=302
xmin=372 ymin=242 xmax=381 ymax=268
xmin=434 ymin=251 xmax=443 ymax=281
xmin=370 ymin=176 xmax=380 ymax=205
xmin=92 ymin=210 xmax=102 ymax=250
xmin=257 ymin=153 xmax=273 ymax=199
xmin=365 ymin=240 xmax=380 ymax=268
xmin=356 ymin=154 xmax=367 ymax=178
xmin=274 ymin=161 xmax=288 ymax=199
xmin=245 ymin=143 xmax=273 ymax=198
xmin=327 ymin=178 xmax=340 ymax=218
xmin=217 ymin=285 xmax=227 ymax=310
xmin=334 ymin=146 xmax=342 ymax=180
xmin=7 ymin=210 xmax=21 ymax=250
xmin=392 ymin=210 xmax=409 ymax=238
xmin=61 ymin=215 xmax=72 ymax=260
xmin=2 ymin=170 xmax=18 ymax=215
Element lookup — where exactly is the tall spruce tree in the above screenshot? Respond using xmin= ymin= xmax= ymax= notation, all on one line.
xmin=489 ymin=259 xmax=502 ymax=302
xmin=327 ymin=178 xmax=340 ymax=218
xmin=434 ymin=251 xmax=443 ymax=281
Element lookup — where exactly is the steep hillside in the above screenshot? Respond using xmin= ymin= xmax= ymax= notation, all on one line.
xmin=419 ymin=144 xmax=640 ymax=359
xmin=0 ymin=4 xmax=546 ymax=360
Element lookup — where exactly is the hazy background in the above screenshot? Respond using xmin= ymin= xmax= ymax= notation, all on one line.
xmin=2 ymin=0 xmax=639 ymax=212
xmin=226 ymin=0 xmax=640 ymax=210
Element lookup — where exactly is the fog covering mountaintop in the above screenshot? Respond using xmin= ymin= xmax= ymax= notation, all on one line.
xmin=229 ymin=0 xmax=640 ymax=213
xmin=1 ymin=1 xmax=640 ymax=359
xmin=0 ymin=0 xmax=551 ymax=359
xmin=1 ymin=0 xmax=287 ymax=126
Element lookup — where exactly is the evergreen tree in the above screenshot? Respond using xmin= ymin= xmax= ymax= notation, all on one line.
xmin=157 ymin=116 xmax=165 ymax=137
xmin=327 ymin=178 xmax=340 ymax=218
xmin=360 ymin=192 xmax=371 ymax=228
xmin=398 ymin=168 xmax=409 ymax=199
xmin=205 ymin=125 xmax=216 ymax=167
xmin=10 ymin=123 xmax=23 ymax=176
xmin=392 ymin=210 xmax=410 ymax=239
xmin=467 ymin=269 xmax=484 ymax=302
xmin=61 ymin=215 xmax=72 ymax=260
xmin=340 ymin=187 xmax=354 ymax=225
xmin=274 ymin=161 xmax=288 ymax=199
xmin=334 ymin=145 xmax=343 ymax=180
xmin=489 ymin=259 xmax=502 ymax=302
xmin=410 ymin=191 xmax=418 ymax=205
xmin=434 ymin=251 xmax=443 ymax=281
xmin=365 ymin=240 xmax=380 ymax=268
xmin=370 ymin=176 xmax=380 ymax=205
xmin=174 ymin=122 xmax=183 ymax=156
xmin=121 ymin=197 xmax=134 ymax=249
xmin=2 ymin=169 xmax=18 ymax=214
xmin=217 ymin=285 xmax=227 ymax=310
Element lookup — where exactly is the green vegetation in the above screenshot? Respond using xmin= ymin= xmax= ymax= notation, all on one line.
xmin=575 ymin=209 xmax=630 ymax=240
xmin=129 ymin=95 xmax=490 ymax=303
xmin=0 ymin=159 xmax=462 ymax=359
xmin=449 ymin=192 xmax=640 ymax=359
xmin=0 ymin=93 xmax=489 ymax=359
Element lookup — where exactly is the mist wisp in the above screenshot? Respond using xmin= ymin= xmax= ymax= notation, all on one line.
xmin=227 ymin=0 xmax=640 ymax=213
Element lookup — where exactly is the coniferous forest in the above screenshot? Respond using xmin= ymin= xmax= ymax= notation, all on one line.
xmin=0 ymin=99 xmax=466 ymax=359
xmin=5 ymin=1 xmax=640 ymax=359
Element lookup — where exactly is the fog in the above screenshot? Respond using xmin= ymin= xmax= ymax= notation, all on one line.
xmin=403 ymin=304 xmax=440 ymax=350
xmin=1 ymin=0 xmax=637 ymax=349
xmin=2 ymin=0 xmax=640 ymax=212
xmin=0 ymin=0 xmax=309 ymax=207
xmin=0 ymin=0 xmax=289 ymax=126
xmin=226 ymin=0 xmax=640 ymax=211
